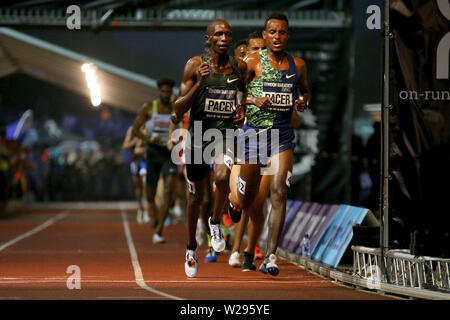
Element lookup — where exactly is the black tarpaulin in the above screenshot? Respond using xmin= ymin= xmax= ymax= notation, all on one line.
xmin=389 ymin=0 xmax=450 ymax=256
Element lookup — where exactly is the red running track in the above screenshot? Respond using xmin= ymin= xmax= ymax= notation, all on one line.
xmin=0 ymin=206 xmax=398 ymax=301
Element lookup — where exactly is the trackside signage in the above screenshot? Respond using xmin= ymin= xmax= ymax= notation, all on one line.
xmin=261 ymin=201 xmax=369 ymax=268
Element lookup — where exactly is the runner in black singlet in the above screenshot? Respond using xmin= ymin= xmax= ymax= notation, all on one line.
xmin=171 ymin=18 xmax=247 ymax=278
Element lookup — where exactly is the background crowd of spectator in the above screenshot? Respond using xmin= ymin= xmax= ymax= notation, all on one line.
xmin=0 ymin=127 xmax=137 ymax=216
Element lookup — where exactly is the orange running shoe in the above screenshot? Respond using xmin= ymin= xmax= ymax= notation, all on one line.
xmin=222 ymin=212 xmax=234 ymax=228
xmin=254 ymin=244 xmax=264 ymax=260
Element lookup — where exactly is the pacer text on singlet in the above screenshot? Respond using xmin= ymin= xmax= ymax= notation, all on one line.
xmin=262 ymin=82 xmax=293 ymax=113
xmin=204 ymin=88 xmax=236 ymax=119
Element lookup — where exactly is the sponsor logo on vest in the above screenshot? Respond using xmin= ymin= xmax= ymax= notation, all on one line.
xmin=286 ymin=73 xmax=296 ymax=79
xmin=227 ymin=77 xmax=239 ymax=83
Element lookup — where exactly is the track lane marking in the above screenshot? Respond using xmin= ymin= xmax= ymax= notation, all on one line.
xmin=0 ymin=278 xmax=329 ymax=284
xmin=121 ymin=210 xmax=183 ymax=300
xmin=0 ymin=211 xmax=69 ymax=252
xmin=95 ymin=296 xmax=168 ymax=299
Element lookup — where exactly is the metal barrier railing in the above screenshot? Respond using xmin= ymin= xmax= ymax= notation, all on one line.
xmin=352 ymin=246 xmax=450 ymax=291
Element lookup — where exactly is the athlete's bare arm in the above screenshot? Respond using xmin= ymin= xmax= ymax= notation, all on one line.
xmin=294 ymin=56 xmax=311 ymax=112
xmin=132 ymin=103 xmax=152 ymax=142
xmin=290 ymin=107 xmax=301 ymax=128
xmin=244 ymin=51 xmax=272 ymax=109
xmin=134 ymin=141 xmax=146 ymax=156
xmin=134 ymin=128 xmax=146 ymax=155
xmin=122 ymin=127 xmax=138 ymax=150
xmin=168 ymin=116 xmax=183 ymax=151
xmin=234 ymin=58 xmax=248 ymax=123
xmin=172 ymin=56 xmax=207 ymax=124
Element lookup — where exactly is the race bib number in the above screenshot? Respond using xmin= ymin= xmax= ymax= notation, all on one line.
xmin=237 ymin=175 xmax=246 ymax=195
xmin=263 ymin=82 xmax=294 ymax=113
xmin=187 ymin=180 xmax=196 ymax=194
xmin=223 ymin=154 xmax=233 ymax=170
xmin=286 ymin=170 xmax=292 ymax=187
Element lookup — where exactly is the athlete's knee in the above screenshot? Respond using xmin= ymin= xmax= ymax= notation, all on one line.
xmin=228 ymin=191 xmax=239 ymax=208
xmin=247 ymin=204 xmax=264 ymax=223
xmin=214 ymin=167 xmax=229 ymax=187
xmin=163 ymin=177 xmax=176 ymax=195
xmin=200 ymin=193 xmax=211 ymax=209
xmin=270 ymin=187 xmax=286 ymax=207
xmin=187 ymin=192 xmax=203 ymax=207
xmin=146 ymin=188 xmax=157 ymax=201
xmin=238 ymin=196 xmax=255 ymax=211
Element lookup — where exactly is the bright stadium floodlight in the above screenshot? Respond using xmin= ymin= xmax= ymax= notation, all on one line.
xmin=81 ymin=63 xmax=102 ymax=107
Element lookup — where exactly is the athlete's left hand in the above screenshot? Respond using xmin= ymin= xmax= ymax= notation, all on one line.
xmin=168 ymin=135 xmax=183 ymax=151
xmin=233 ymin=105 xmax=245 ymax=123
xmin=295 ymin=93 xmax=311 ymax=112
xmin=171 ymin=113 xmax=182 ymax=125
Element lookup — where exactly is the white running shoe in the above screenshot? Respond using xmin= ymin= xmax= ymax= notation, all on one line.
xmin=142 ymin=211 xmax=150 ymax=223
xmin=259 ymin=253 xmax=279 ymax=276
xmin=173 ymin=204 xmax=183 ymax=217
xmin=195 ymin=219 xmax=206 ymax=247
xmin=136 ymin=209 xmax=143 ymax=224
xmin=185 ymin=249 xmax=198 ymax=278
xmin=228 ymin=251 xmax=242 ymax=268
xmin=208 ymin=217 xmax=225 ymax=252
xmin=152 ymin=232 xmax=165 ymax=244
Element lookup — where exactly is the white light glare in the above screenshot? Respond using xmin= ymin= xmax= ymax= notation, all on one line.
xmin=81 ymin=63 xmax=102 ymax=107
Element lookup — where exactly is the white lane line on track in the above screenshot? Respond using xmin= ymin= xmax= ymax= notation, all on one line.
xmin=0 ymin=279 xmax=329 ymax=284
xmin=120 ymin=210 xmax=183 ymax=300
xmin=0 ymin=211 xmax=69 ymax=252
xmin=96 ymin=297 xmax=168 ymax=299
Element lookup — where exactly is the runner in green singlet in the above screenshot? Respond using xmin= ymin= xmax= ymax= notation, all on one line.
xmin=231 ymin=13 xmax=311 ymax=276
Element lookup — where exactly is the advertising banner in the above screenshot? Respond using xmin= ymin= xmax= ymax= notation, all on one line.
xmin=262 ymin=200 xmax=368 ymax=268
xmin=311 ymin=205 xmax=369 ymax=267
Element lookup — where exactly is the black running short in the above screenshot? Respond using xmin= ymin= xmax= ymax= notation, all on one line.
xmin=146 ymin=144 xmax=177 ymax=188
xmin=185 ymin=136 xmax=236 ymax=182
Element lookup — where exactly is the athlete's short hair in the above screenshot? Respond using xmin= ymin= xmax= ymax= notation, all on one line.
xmin=247 ymin=31 xmax=263 ymax=41
xmin=157 ymin=78 xmax=175 ymax=89
xmin=234 ymin=38 xmax=248 ymax=49
xmin=264 ymin=12 xmax=289 ymax=29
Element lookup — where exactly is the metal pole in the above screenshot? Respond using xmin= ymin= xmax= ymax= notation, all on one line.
xmin=380 ymin=0 xmax=391 ymax=253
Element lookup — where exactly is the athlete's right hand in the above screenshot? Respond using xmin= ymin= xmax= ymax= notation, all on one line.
xmin=252 ymin=97 xmax=272 ymax=109
xmin=196 ymin=62 xmax=210 ymax=85
xmin=148 ymin=136 xmax=161 ymax=144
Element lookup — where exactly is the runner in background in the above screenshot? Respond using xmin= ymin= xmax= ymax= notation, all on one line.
xmin=0 ymin=128 xmax=10 ymax=216
xmin=132 ymin=78 xmax=178 ymax=244
xmin=122 ymin=125 xmax=147 ymax=224
xmin=234 ymin=39 xmax=248 ymax=60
